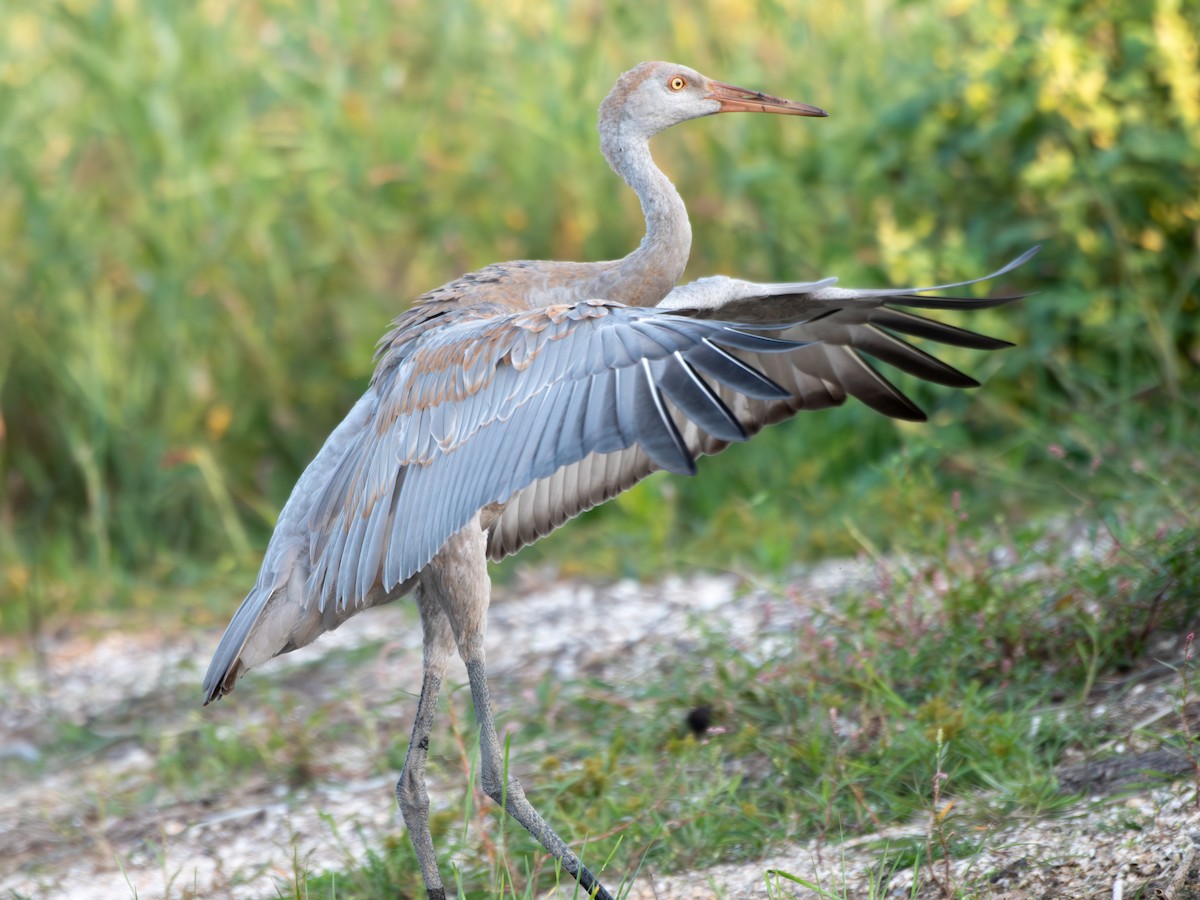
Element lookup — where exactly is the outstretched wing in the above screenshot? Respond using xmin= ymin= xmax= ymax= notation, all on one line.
xmin=305 ymin=301 xmax=805 ymax=612
xmin=486 ymin=248 xmax=1037 ymax=559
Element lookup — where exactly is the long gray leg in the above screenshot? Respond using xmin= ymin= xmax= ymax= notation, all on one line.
xmin=420 ymin=515 xmax=615 ymax=900
xmin=462 ymin=654 xmax=614 ymax=900
xmin=396 ymin=591 xmax=456 ymax=900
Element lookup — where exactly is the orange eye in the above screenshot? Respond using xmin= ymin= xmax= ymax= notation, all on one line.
xmin=668 ymin=76 xmax=686 ymax=91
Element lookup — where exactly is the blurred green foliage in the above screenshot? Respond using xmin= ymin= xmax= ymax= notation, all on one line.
xmin=0 ymin=0 xmax=1197 ymax=618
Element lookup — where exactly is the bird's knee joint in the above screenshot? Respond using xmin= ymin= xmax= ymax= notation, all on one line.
xmin=396 ymin=775 xmax=430 ymax=813
xmin=479 ymin=771 xmax=504 ymax=803
xmin=480 ymin=770 xmax=524 ymax=807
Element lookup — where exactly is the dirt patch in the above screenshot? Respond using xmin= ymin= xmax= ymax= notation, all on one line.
xmin=2 ymin=560 xmax=1197 ymax=899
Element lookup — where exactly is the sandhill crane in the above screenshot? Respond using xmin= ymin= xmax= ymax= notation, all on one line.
xmin=203 ymin=61 xmax=1035 ymax=900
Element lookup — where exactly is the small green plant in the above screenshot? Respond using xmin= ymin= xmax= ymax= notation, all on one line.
xmin=1173 ymin=631 xmax=1200 ymax=809
xmin=765 ymin=844 xmax=917 ymax=900
xmin=925 ymin=728 xmax=957 ymax=898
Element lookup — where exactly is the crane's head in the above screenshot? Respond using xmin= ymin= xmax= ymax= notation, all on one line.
xmin=599 ymin=61 xmax=827 ymax=140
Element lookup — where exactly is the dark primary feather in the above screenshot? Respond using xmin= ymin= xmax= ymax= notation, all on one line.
xmin=866 ymin=308 xmax=1013 ymax=350
xmin=658 ymin=250 xmax=1034 ymax=420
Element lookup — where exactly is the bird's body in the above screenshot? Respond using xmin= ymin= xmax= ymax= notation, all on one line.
xmin=203 ymin=61 xmax=1035 ymax=900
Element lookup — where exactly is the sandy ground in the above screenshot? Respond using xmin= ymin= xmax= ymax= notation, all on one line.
xmin=2 ymin=558 xmax=1198 ymax=899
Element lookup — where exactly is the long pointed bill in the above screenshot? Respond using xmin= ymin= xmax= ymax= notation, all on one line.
xmin=707 ymin=80 xmax=828 ymax=117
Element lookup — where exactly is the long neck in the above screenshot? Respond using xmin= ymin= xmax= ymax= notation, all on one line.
xmin=598 ymin=126 xmax=692 ymax=307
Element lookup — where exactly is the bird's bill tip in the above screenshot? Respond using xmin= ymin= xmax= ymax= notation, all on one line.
xmin=706 ymin=80 xmax=828 ymax=117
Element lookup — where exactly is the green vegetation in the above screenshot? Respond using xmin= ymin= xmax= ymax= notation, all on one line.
xmin=268 ymin=513 xmax=1199 ymax=898
xmin=2 ymin=0 xmax=1197 ymax=619
xmin=1 ymin=0 xmax=1198 ymax=897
